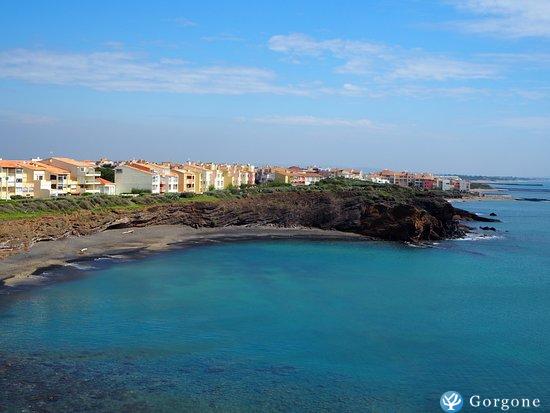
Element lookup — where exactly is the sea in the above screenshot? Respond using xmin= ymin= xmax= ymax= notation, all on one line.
xmin=1 ymin=180 xmax=549 ymax=412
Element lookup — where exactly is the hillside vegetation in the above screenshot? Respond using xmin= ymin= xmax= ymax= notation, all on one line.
xmin=0 ymin=179 xmax=453 ymax=221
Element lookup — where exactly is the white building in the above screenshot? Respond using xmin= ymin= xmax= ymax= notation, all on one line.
xmin=369 ymin=176 xmax=391 ymax=184
xmin=96 ymin=178 xmax=116 ymax=195
xmin=114 ymin=162 xmax=178 ymax=194
xmin=114 ymin=163 xmax=161 ymax=194
xmin=45 ymin=157 xmax=101 ymax=194
xmin=0 ymin=160 xmax=25 ymax=199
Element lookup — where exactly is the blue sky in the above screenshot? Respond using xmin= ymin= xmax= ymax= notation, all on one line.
xmin=0 ymin=0 xmax=549 ymax=176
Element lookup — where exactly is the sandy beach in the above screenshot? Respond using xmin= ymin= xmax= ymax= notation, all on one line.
xmin=0 ymin=225 xmax=367 ymax=288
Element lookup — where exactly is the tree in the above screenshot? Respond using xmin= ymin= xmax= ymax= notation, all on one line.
xmin=97 ymin=166 xmax=115 ymax=182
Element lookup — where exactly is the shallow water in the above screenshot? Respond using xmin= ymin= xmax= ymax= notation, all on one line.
xmin=1 ymin=183 xmax=549 ymax=412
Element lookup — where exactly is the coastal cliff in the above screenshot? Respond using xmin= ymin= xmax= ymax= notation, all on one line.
xmin=0 ymin=183 xmax=496 ymax=261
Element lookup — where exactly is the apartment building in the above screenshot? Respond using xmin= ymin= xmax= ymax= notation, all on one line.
xmin=15 ymin=161 xmax=75 ymax=198
xmin=330 ymin=168 xmax=364 ymax=180
xmin=273 ymin=167 xmax=322 ymax=186
xmin=202 ymin=164 xmax=225 ymax=190
xmin=172 ymin=168 xmax=197 ymax=193
xmin=0 ymin=160 xmax=26 ymax=199
xmin=437 ymin=176 xmax=470 ymax=192
xmin=114 ymin=163 xmax=161 ymax=194
xmin=114 ymin=162 xmax=178 ymax=194
xmin=45 ymin=157 xmax=101 ymax=194
xmin=255 ymin=167 xmax=276 ymax=184
xmin=148 ymin=163 xmax=178 ymax=194
xmin=180 ymin=164 xmax=210 ymax=193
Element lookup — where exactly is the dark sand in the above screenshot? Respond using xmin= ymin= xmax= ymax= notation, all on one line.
xmin=0 ymin=225 xmax=367 ymax=288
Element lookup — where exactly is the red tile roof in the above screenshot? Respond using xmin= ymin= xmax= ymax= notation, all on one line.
xmin=96 ymin=177 xmax=114 ymax=185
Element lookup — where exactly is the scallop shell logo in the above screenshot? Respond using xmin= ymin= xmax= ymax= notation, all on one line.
xmin=440 ymin=391 xmax=463 ymax=412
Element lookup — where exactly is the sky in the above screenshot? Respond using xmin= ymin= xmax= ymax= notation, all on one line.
xmin=0 ymin=0 xmax=549 ymax=176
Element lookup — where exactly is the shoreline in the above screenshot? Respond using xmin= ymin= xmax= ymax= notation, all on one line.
xmin=447 ymin=195 xmax=514 ymax=202
xmin=0 ymin=225 xmax=368 ymax=289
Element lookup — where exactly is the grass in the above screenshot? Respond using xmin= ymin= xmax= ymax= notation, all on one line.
xmin=0 ymin=193 xmax=222 ymax=221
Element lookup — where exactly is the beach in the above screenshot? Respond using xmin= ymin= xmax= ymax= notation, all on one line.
xmin=0 ymin=225 xmax=366 ymax=288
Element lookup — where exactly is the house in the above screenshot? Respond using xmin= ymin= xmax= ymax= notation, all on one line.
xmin=96 ymin=178 xmax=116 ymax=195
xmin=44 ymin=157 xmax=101 ymax=194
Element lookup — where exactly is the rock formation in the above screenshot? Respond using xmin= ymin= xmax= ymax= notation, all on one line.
xmin=0 ymin=189 xmax=498 ymax=259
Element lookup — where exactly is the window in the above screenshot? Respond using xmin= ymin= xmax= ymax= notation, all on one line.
xmin=51 ymin=174 xmax=57 ymax=180
xmin=16 ymin=178 xmax=22 ymax=183
xmin=116 ymin=169 xmax=123 ymax=173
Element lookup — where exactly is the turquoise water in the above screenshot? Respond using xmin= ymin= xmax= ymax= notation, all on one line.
xmin=1 ymin=183 xmax=549 ymax=412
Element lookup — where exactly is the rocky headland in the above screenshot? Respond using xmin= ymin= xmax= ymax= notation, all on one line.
xmin=0 ymin=183 xmax=497 ymax=267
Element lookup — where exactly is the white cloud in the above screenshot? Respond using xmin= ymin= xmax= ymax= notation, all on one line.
xmin=448 ymin=0 xmax=550 ymax=38
xmin=268 ymin=33 xmax=386 ymax=59
xmin=0 ymin=49 xmax=307 ymax=95
xmin=202 ymin=33 xmax=244 ymax=43
xmin=268 ymin=33 xmax=498 ymax=81
xmin=249 ymin=115 xmax=383 ymax=129
xmin=172 ymin=17 xmax=197 ymax=27
xmin=389 ymin=57 xmax=495 ymax=80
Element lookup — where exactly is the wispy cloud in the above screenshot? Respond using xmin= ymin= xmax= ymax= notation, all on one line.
xmin=446 ymin=0 xmax=550 ymax=38
xmin=247 ymin=115 xmax=384 ymax=129
xmin=389 ymin=57 xmax=495 ymax=80
xmin=269 ymin=33 xmax=387 ymax=60
xmin=268 ymin=33 xmax=498 ymax=81
xmin=0 ymin=49 xmax=307 ymax=95
xmin=202 ymin=33 xmax=245 ymax=43
xmin=172 ymin=17 xmax=197 ymax=27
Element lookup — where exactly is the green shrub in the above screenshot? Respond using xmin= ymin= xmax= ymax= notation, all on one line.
xmin=131 ymin=188 xmax=152 ymax=194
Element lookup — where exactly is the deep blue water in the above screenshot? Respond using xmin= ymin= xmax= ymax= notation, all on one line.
xmin=1 ymin=182 xmax=549 ymax=412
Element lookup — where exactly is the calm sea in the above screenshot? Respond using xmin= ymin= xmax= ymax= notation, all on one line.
xmin=1 ymin=181 xmax=549 ymax=412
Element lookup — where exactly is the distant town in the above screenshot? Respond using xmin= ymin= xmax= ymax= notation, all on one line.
xmin=0 ymin=157 xmax=472 ymax=200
